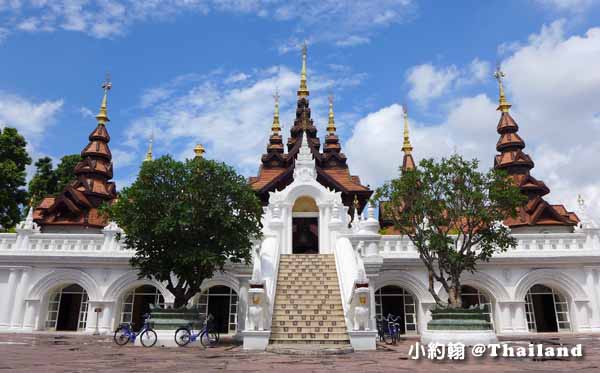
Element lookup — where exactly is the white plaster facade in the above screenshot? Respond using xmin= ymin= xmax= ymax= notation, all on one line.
xmin=1 ymin=133 xmax=600 ymax=351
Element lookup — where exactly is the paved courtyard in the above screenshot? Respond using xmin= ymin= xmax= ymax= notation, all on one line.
xmin=1 ymin=333 xmax=600 ymax=372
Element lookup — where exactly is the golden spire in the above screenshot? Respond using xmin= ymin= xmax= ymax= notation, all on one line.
xmin=96 ymin=73 xmax=112 ymax=125
xmin=401 ymin=105 xmax=413 ymax=154
xmin=194 ymin=143 xmax=205 ymax=158
xmin=271 ymin=88 xmax=281 ymax=134
xmin=494 ymin=66 xmax=512 ymax=113
xmin=144 ymin=131 xmax=153 ymax=162
xmin=297 ymin=41 xmax=309 ymax=97
xmin=327 ymin=95 xmax=336 ymax=134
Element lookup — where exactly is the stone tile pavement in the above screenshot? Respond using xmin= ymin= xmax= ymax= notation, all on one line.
xmin=0 ymin=333 xmax=599 ymax=372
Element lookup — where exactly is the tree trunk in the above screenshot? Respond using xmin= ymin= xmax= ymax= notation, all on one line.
xmin=447 ymin=278 xmax=462 ymax=309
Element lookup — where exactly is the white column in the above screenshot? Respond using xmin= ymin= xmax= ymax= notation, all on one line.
xmin=512 ymin=302 xmax=528 ymax=333
xmin=496 ymin=302 xmax=512 ymax=334
xmin=584 ymin=267 xmax=600 ymax=330
xmin=1 ymin=268 xmax=20 ymax=328
xmin=23 ymin=299 xmax=40 ymax=330
xmin=238 ymin=279 xmax=249 ymax=333
xmin=10 ymin=268 xmax=30 ymax=328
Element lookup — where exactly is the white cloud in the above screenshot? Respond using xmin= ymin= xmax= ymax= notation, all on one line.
xmin=535 ymin=0 xmax=595 ymax=12
xmin=406 ymin=64 xmax=459 ymax=106
xmin=0 ymin=92 xmax=63 ymax=140
xmin=0 ymin=0 xmax=415 ymax=46
xmin=406 ymin=58 xmax=491 ymax=107
xmin=347 ymin=20 xmax=600 ymax=222
xmin=123 ymin=63 xmax=364 ymax=175
xmin=335 ymin=35 xmax=371 ymax=47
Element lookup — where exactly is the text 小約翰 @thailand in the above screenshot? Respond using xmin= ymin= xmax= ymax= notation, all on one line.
xmin=408 ymin=342 xmax=583 ymax=360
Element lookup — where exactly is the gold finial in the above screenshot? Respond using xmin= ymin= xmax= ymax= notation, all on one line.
xmin=271 ymin=88 xmax=281 ymax=134
xmin=494 ymin=66 xmax=511 ymax=113
xmin=144 ymin=131 xmax=153 ymax=162
xmin=194 ymin=143 xmax=205 ymax=158
xmin=96 ymin=73 xmax=112 ymax=125
xmin=297 ymin=41 xmax=309 ymax=97
xmin=401 ymin=105 xmax=413 ymax=155
xmin=327 ymin=94 xmax=336 ymax=134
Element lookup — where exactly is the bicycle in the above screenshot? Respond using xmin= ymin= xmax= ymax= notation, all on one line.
xmin=113 ymin=313 xmax=158 ymax=347
xmin=376 ymin=316 xmax=391 ymax=344
xmin=174 ymin=314 xmax=220 ymax=347
xmin=386 ymin=314 xmax=402 ymax=345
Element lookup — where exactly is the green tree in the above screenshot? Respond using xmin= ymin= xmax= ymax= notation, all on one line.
xmin=0 ymin=127 xmax=31 ymax=230
xmin=54 ymin=154 xmax=81 ymax=192
xmin=28 ymin=157 xmax=58 ymax=207
xmin=105 ymin=155 xmax=263 ymax=308
xmin=376 ymin=154 xmax=525 ymax=309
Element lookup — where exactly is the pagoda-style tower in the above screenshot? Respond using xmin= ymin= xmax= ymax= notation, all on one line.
xmin=249 ymin=44 xmax=372 ymax=210
xmin=492 ymin=68 xmax=578 ymax=229
xmin=33 ymin=78 xmax=118 ymax=231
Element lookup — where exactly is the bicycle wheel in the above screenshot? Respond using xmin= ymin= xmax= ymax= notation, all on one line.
xmin=200 ymin=331 xmax=219 ymax=347
xmin=140 ymin=329 xmax=158 ymax=347
xmin=174 ymin=327 xmax=192 ymax=347
xmin=113 ymin=326 xmax=130 ymax=346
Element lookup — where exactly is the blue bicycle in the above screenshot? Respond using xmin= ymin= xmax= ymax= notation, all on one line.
xmin=174 ymin=314 xmax=219 ymax=347
xmin=113 ymin=313 xmax=157 ymax=347
xmin=376 ymin=314 xmax=401 ymax=345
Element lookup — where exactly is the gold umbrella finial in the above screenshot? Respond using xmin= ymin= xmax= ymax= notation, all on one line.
xmin=494 ymin=66 xmax=511 ymax=113
xmin=327 ymin=94 xmax=337 ymax=134
xmin=297 ymin=41 xmax=309 ymax=97
xmin=401 ymin=105 xmax=413 ymax=155
xmin=96 ymin=73 xmax=112 ymax=125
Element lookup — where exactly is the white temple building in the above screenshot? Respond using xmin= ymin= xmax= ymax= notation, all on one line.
xmin=1 ymin=48 xmax=599 ymax=351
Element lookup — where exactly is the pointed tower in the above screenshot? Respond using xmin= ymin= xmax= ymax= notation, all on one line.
xmin=249 ymin=45 xmax=372 ymax=209
xmin=323 ymin=95 xmax=341 ymax=154
xmin=401 ymin=105 xmax=415 ymax=172
xmin=33 ymin=77 xmax=118 ymax=232
xmin=492 ymin=68 xmax=578 ymax=230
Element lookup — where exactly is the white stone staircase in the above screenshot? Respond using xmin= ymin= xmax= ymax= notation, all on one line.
xmin=269 ymin=254 xmax=350 ymax=346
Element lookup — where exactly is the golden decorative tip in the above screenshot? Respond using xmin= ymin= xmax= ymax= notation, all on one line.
xmin=401 ymin=105 xmax=413 ymax=155
xmin=194 ymin=143 xmax=205 ymax=158
xmin=327 ymin=95 xmax=336 ymax=134
xmin=494 ymin=67 xmax=512 ymax=113
xmin=271 ymin=88 xmax=281 ymax=134
xmin=144 ymin=133 xmax=153 ymax=162
xmin=96 ymin=73 xmax=112 ymax=125
xmin=297 ymin=41 xmax=309 ymax=97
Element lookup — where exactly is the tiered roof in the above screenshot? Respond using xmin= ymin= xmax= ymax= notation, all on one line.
xmin=492 ymin=68 xmax=578 ymax=229
xmin=33 ymin=79 xmax=117 ymax=230
xmin=249 ymin=44 xmax=372 ymax=211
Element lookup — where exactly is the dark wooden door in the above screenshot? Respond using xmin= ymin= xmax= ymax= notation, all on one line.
xmin=292 ymin=217 xmax=318 ymax=254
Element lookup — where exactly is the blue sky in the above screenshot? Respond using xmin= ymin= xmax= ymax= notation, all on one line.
xmin=1 ymin=0 xmax=600 ymax=218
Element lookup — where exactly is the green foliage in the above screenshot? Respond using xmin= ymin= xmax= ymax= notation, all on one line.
xmin=376 ymin=154 xmax=525 ymax=308
xmin=0 ymin=127 xmax=31 ymax=230
xmin=105 ymin=155 xmax=263 ymax=307
xmin=54 ymin=154 xmax=81 ymax=192
xmin=28 ymin=157 xmax=58 ymax=208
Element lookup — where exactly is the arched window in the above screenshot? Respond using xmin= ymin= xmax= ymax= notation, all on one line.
xmin=46 ymin=284 xmax=89 ymax=331
xmin=197 ymin=286 xmax=238 ymax=334
xmin=460 ymin=285 xmax=494 ymax=328
xmin=525 ymin=284 xmax=571 ymax=332
xmin=374 ymin=286 xmax=417 ymax=334
xmin=120 ymin=285 xmax=165 ymax=331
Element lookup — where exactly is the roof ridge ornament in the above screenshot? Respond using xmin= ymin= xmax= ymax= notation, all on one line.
xmin=96 ymin=73 xmax=112 ymax=125
xmin=144 ymin=129 xmax=154 ymax=162
xmin=401 ymin=105 xmax=413 ymax=155
xmin=494 ymin=66 xmax=512 ymax=113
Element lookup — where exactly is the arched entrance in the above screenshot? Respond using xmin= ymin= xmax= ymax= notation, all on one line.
xmin=374 ymin=285 xmax=418 ymax=334
xmin=45 ymin=284 xmax=89 ymax=331
xmin=525 ymin=284 xmax=571 ymax=332
xmin=197 ymin=286 xmax=238 ymax=334
xmin=461 ymin=285 xmax=494 ymax=328
xmin=292 ymin=196 xmax=319 ymax=254
xmin=119 ymin=285 xmax=165 ymax=331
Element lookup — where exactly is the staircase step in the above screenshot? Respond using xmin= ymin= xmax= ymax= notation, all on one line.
xmin=270 ymin=332 xmax=350 ymax=340
xmin=272 ymin=326 xmax=347 ymax=333
xmin=272 ymin=318 xmax=345 ymax=326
